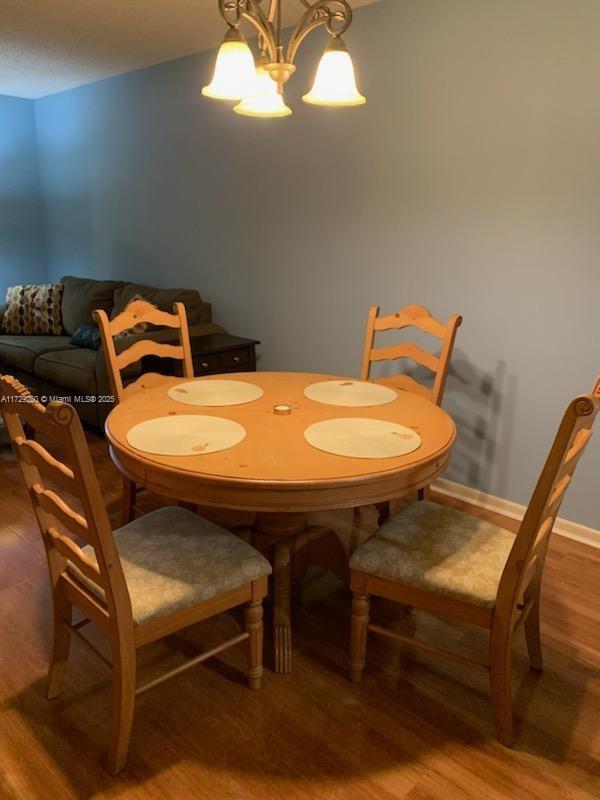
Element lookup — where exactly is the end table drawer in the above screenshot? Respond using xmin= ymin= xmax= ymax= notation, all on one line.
xmin=196 ymin=354 xmax=222 ymax=373
xmin=222 ymin=349 xmax=249 ymax=369
xmin=191 ymin=335 xmax=258 ymax=376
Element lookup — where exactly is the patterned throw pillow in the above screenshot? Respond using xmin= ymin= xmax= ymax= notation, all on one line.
xmin=2 ymin=284 xmax=64 ymax=335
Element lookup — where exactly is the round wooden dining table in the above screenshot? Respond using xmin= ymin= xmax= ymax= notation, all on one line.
xmin=105 ymin=371 xmax=456 ymax=674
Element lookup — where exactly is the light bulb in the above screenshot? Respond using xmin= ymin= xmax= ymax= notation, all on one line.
xmin=303 ymin=37 xmax=366 ymax=107
xmin=234 ymin=65 xmax=292 ymax=118
xmin=202 ymin=28 xmax=256 ymax=101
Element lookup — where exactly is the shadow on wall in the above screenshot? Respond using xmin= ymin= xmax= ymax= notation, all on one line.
xmin=363 ymin=322 xmax=517 ymax=498
xmin=361 ymin=331 xmax=517 ymax=498
xmin=446 ymin=353 xmax=517 ymax=499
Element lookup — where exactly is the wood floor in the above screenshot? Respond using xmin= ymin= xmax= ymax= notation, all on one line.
xmin=1 ymin=431 xmax=599 ymax=800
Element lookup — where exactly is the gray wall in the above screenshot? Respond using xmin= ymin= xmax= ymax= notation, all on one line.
xmin=0 ymin=95 xmax=46 ymax=297
xmin=34 ymin=0 xmax=600 ymax=528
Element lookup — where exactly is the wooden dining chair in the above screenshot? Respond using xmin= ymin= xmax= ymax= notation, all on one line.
xmin=361 ymin=304 xmax=462 ymax=404
xmin=94 ymin=299 xmax=194 ymax=525
xmin=0 ymin=375 xmax=271 ymax=774
xmin=349 ymin=378 xmax=600 ymax=746
xmin=360 ymin=304 xmax=462 ymax=520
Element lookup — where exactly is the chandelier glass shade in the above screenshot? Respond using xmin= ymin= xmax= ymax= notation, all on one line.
xmin=202 ymin=0 xmax=366 ymax=118
xmin=303 ymin=36 xmax=365 ymax=106
xmin=201 ymin=28 xmax=257 ymax=99
xmin=234 ymin=62 xmax=293 ymax=117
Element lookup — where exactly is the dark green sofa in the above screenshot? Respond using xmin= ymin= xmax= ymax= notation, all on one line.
xmin=0 ymin=276 xmax=225 ymax=428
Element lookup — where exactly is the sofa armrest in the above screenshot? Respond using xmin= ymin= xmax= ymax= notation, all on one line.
xmin=195 ymin=301 xmax=213 ymax=325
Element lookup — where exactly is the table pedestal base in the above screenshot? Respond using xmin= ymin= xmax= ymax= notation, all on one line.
xmin=247 ymin=512 xmax=348 ymax=675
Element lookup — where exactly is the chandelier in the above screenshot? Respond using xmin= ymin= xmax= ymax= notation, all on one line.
xmin=202 ymin=0 xmax=366 ymax=118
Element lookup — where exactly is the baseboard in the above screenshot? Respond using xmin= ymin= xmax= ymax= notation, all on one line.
xmin=432 ymin=478 xmax=600 ymax=550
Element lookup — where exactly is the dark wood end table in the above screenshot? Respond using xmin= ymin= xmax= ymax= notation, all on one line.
xmin=191 ymin=334 xmax=260 ymax=376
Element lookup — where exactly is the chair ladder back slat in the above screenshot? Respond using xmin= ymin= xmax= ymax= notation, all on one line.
xmin=15 ymin=438 xmax=77 ymax=493
xmin=115 ymin=340 xmax=185 ymax=372
xmin=544 ymin=473 xmax=572 ymax=516
xmin=519 ymin=552 xmax=540 ymax=597
xmin=530 ymin=515 xmax=555 ymax=556
xmin=369 ymin=343 xmax=441 ymax=373
xmin=564 ymin=427 xmax=593 ymax=467
xmin=32 ymin=485 xmax=91 ymax=542
xmin=373 ymin=304 xmax=448 ymax=339
xmin=60 ymin=573 xmax=111 ymax=633
xmin=48 ymin=527 xmax=106 ymax=589
xmin=108 ymin=301 xmax=182 ymax=335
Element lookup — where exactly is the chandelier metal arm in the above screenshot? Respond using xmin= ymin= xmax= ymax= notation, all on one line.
xmin=217 ymin=0 xmax=353 ymax=68
xmin=217 ymin=0 xmax=276 ymax=60
xmin=243 ymin=0 xmax=278 ymax=60
xmin=286 ymin=0 xmax=353 ymax=64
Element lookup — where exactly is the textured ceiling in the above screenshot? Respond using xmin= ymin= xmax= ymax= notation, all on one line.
xmin=0 ymin=0 xmax=379 ymax=99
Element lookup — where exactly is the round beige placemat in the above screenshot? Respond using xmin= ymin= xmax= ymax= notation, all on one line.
xmin=304 ymin=380 xmax=397 ymax=407
xmin=127 ymin=415 xmax=246 ymax=456
xmin=304 ymin=417 xmax=421 ymax=459
xmin=168 ymin=379 xmax=264 ymax=407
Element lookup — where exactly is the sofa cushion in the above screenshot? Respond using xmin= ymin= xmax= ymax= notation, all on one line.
xmin=34 ymin=347 xmax=98 ymax=394
xmin=60 ymin=276 xmax=124 ymax=335
xmin=0 ymin=335 xmax=75 ymax=373
xmin=3 ymin=284 xmax=64 ymax=335
xmin=112 ymin=283 xmax=209 ymax=326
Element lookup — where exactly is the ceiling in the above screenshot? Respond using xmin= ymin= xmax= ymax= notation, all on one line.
xmin=0 ymin=0 xmax=379 ymax=99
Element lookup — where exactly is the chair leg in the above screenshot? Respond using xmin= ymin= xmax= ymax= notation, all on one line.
xmin=489 ymin=628 xmax=514 ymax=747
xmin=121 ymin=477 xmax=136 ymax=526
xmin=244 ymin=599 xmax=264 ymax=690
xmin=524 ymin=590 xmax=543 ymax=671
xmin=375 ymin=502 xmax=391 ymax=525
xmin=47 ymin=592 xmax=72 ymax=699
xmin=350 ymin=593 xmax=370 ymax=683
xmin=107 ymin=641 xmax=136 ymax=776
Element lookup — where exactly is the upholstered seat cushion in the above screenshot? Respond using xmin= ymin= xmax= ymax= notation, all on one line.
xmin=350 ymin=501 xmax=515 ymax=607
xmin=68 ymin=507 xmax=272 ymax=626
